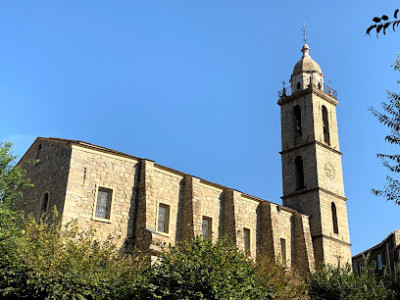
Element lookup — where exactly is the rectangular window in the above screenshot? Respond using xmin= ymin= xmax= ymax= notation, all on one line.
xmin=280 ymin=238 xmax=287 ymax=264
xmin=397 ymin=249 xmax=400 ymax=261
xmin=202 ymin=216 xmax=212 ymax=240
xmin=95 ymin=187 xmax=113 ymax=219
xmin=358 ymin=261 xmax=364 ymax=273
xmin=243 ymin=228 xmax=251 ymax=254
xmin=157 ymin=204 xmax=170 ymax=233
xmin=377 ymin=254 xmax=383 ymax=270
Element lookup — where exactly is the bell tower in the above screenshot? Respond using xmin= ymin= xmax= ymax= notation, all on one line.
xmin=278 ymin=44 xmax=351 ymax=266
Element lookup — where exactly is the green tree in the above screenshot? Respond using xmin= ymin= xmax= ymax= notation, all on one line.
xmin=0 ymin=140 xmax=32 ymax=208
xmin=0 ymin=140 xmax=32 ymax=260
xmin=370 ymin=56 xmax=400 ymax=204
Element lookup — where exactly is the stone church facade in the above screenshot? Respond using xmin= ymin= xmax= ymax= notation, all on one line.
xmin=17 ymin=43 xmax=351 ymax=275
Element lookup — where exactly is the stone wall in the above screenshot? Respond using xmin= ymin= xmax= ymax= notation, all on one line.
xmin=232 ymin=193 xmax=259 ymax=256
xmin=128 ymin=154 xmax=316 ymax=272
xmin=18 ymin=138 xmax=317 ymax=275
xmin=63 ymin=145 xmax=140 ymax=246
xmin=323 ymin=237 xmax=352 ymax=266
xmin=315 ymin=145 xmax=345 ymax=198
xmin=17 ymin=139 xmax=72 ymax=219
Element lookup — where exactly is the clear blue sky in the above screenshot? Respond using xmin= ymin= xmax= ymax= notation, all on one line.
xmin=1 ymin=1 xmax=399 ymax=255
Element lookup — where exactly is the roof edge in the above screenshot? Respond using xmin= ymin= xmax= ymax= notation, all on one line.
xmin=18 ymin=137 xmax=308 ymax=217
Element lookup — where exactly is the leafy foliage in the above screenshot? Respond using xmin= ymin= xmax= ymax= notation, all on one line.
xmin=256 ymin=256 xmax=308 ymax=299
xmin=0 ymin=140 xmax=33 ymax=207
xmin=366 ymin=9 xmax=400 ymax=36
xmin=370 ymin=56 xmax=400 ymax=204
xmin=0 ymin=216 xmax=309 ymax=300
xmin=0 ymin=208 xmax=146 ymax=299
xmin=2 ymin=207 xmax=400 ymax=300
xmin=140 ymin=237 xmax=270 ymax=299
xmin=307 ymin=261 xmax=400 ymax=299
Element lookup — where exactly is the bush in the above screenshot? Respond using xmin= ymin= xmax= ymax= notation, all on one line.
xmin=0 ymin=202 xmax=307 ymax=300
xmin=256 ymin=256 xmax=308 ymax=299
xmin=140 ymin=237 xmax=269 ymax=299
xmin=307 ymin=261 xmax=397 ymax=300
xmin=0 ymin=208 xmax=145 ymax=299
xmin=6 ymin=202 xmax=400 ymax=300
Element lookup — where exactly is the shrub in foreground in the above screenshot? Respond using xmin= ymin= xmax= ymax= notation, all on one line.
xmin=307 ymin=261 xmax=400 ymax=300
xmin=0 ymin=207 xmax=307 ymax=300
xmin=0 ymin=208 xmax=145 ymax=299
xmin=256 ymin=256 xmax=308 ymax=299
xmin=140 ymin=237 xmax=269 ymax=299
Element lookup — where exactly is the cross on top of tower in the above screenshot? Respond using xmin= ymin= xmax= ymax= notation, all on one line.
xmin=302 ymin=23 xmax=308 ymax=44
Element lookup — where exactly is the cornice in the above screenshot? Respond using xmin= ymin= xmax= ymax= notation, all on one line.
xmin=280 ymin=140 xmax=342 ymax=156
xmin=312 ymin=234 xmax=352 ymax=247
xmin=277 ymin=86 xmax=338 ymax=106
xmin=281 ymin=187 xmax=347 ymax=201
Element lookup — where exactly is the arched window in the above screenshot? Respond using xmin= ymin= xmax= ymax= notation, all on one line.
xmin=295 ymin=156 xmax=305 ymax=190
xmin=331 ymin=202 xmax=339 ymax=234
xmin=322 ymin=106 xmax=330 ymax=145
xmin=40 ymin=192 xmax=50 ymax=217
xmin=293 ymin=105 xmax=302 ymax=137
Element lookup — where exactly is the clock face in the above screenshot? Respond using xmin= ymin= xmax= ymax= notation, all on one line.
xmin=324 ymin=162 xmax=335 ymax=179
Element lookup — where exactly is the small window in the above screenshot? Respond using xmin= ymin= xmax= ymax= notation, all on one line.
xmin=295 ymin=156 xmax=305 ymax=190
xmin=322 ymin=106 xmax=330 ymax=145
xmin=358 ymin=261 xmax=364 ymax=273
xmin=202 ymin=216 xmax=212 ymax=240
xmin=157 ymin=203 xmax=170 ymax=233
xmin=95 ymin=187 xmax=113 ymax=220
xmin=243 ymin=228 xmax=251 ymax=254
xmin=40 ymin=192 xmax=50 ymax=216
xmin=280 ymin=238 xmax=287 ymax=264
xmin=297 ymin=82 xmax=301 ymax=90
xmin=397 ymin=249 xmax=400 ymax=261
xmin=331 ymin=202 xmax=339 ymax=234
xmin=377 ymin=254 xmax=383 ymax=270
xmin=293 ymin=105 xmax=302 ymax=137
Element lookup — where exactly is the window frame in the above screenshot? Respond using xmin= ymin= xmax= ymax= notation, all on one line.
xmin=280 ymin=238 xmax=287 ymax=265
xmin=157 ymin=203 xmax=171 ymax=235
xmin=331 ymin=202 xmax=339 ymax=234
xmin=92 ymin=185 xmax=114 ymax=223
xmin=397 ymin=248 xmax=400 ymax=261
xmin=38 ymin=191 xmax=50 ymax=220
xmin=358 ymin=260 xmax=364 ymax=273
xmin=202 ymin=216 xmax=212 ymax=240
xmin=243 ymin=227 xmax=251 ymax=254
xmin=293 ymin=105 xmax=302 ymax=138
xmin=322 ymin=105 xmax=331 ymax=145
xmin=377 ymin=253 xmax=383 ymax=271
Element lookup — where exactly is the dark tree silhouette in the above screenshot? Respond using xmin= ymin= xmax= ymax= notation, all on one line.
xmin=366 ymin=9 xmax=400 ymax=36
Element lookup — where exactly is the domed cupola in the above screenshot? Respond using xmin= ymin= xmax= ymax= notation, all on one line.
xmin=290 ymin=44 xmax=324 ymax=93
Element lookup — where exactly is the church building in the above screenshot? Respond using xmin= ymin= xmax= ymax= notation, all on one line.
xmin=17 ymin=43 xmax=351 ymax=275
